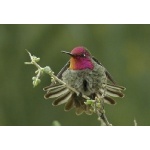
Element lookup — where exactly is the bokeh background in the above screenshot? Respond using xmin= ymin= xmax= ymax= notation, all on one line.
xmin=0 ymin=24 xmax=149 ymax=126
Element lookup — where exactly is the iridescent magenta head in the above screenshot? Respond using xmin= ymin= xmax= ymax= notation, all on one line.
xmin=62 ymin=46 xmax=94 ymax=70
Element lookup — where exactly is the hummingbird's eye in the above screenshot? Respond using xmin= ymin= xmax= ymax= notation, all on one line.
xmin=81 ymin=53 xmax=86 ymax=57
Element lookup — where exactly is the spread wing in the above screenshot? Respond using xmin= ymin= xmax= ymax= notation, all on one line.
xmin=92 ymin=56 xmax=116 ymax=84
xmin=57 ymin=61 xmax=70 ymax=79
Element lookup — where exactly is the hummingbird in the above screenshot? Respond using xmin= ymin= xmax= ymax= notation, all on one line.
xmin=43 ymin=46 xmax=125 ymax=115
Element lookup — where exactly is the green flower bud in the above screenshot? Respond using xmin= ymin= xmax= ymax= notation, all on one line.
xmin=35 ymin=57 xmax=40 ymax=62
xmin=44 ymin=66 xmax=51 ymax=74
xmin=96 ymin=103 xmax=101 ymax=108
xmin=32 ymin=55 xmax=40 ymax=62
xmin=33 ymin=78 xmax=41 ymax=87
xmin=32 ymin=77 xmax=36 ymax=81
xmin=52 ymin=120 xmax=61 ymax=126
xmin=84 ymin=99 xmax=95 ymax=105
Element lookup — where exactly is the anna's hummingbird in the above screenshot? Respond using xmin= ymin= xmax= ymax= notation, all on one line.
xmin=44 ymin=46 xmax=125 ymax=115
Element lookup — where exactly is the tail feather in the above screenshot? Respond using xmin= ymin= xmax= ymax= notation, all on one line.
xmin=104 ymin=96 xmax=116 ymax=105
xmin=100 ymin=89 xmax=124 ymax=98
xmin=98 ymin=92 xmax=116 ymax=105
xmin=64 ymin=99 xmax=74 ymax=111
xmin=105 ymin=83 xmax=126 ymax=91
xmin=53 ymin=91 xmax=72 ymax=106
xmin=44 ymin=87 xmax=70 ymax=99
xmin=74 ymin=98 xmax=84 ymax=115
xmin=85 ymin=105 xmax=93 ymax=115
xmin=75 ymin=107 xmax=84 ymax=115
xmin=73 ymin=95 xmax=87 ymax=115
xmin=43 ymin=84 xmax=65 ymax=91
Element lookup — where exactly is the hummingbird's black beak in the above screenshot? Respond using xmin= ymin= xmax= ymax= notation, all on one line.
xmin=61 ymin=51 xmax=74 ymax=56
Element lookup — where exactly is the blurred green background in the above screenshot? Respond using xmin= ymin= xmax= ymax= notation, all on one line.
xmin=0 ymin=24 xmax=149 ymax=126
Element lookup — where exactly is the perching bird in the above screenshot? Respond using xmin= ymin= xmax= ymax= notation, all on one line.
xmin=43 ymin=46 xmax=125 ymax=115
